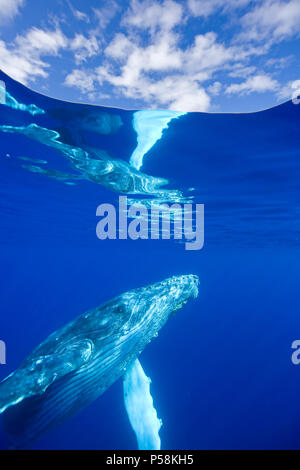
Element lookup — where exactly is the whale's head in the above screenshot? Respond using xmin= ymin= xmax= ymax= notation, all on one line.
xmin=107 ymin=274 xmax=199 ymax=342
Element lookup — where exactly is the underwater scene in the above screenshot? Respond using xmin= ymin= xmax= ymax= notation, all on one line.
xmin=0 ymin=69 xmax=300 ymax=450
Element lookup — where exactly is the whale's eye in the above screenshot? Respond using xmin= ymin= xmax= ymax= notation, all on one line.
xmin=115 ymin=305 xmax=125 ymax=314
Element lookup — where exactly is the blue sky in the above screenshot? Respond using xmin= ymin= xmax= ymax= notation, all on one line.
xmin=0 ymin=0 xmax=299 ymax=112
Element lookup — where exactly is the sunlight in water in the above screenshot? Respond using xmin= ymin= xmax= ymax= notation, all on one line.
xmin=0 ymin=82 xmax=44 ymax=115
xmin=130 ymin=110 xmax=186 ymax=170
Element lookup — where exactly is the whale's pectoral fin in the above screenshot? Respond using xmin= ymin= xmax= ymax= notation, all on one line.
xmin=0 ymin=338 xmax=94 ymax=415
xmin=123 ymin=359 xmax=162 ymax=450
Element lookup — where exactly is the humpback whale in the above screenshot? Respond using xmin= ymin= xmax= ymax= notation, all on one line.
xmin=0 ymin=275 xmax=199 ymax=448
xmin=0 ymin=123 xmax=184 ymax=202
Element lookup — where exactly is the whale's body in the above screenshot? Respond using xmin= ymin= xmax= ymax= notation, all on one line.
xmin=0 ymin=275 xmax=198 ymax=447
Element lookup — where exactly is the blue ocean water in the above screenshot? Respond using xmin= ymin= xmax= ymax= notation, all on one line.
xmin=0 ymin=69 xmax=300 ymax=450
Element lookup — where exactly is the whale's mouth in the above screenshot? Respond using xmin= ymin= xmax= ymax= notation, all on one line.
xmin=167 ymin=274 xmax=199 ymax=302
xmin=147 ymin=273 xmax=198 ymax=315
xmin=169 ymin=275 xmax=199 ymax=316
xmin=172 ymin=299 xmax=189 ymax=314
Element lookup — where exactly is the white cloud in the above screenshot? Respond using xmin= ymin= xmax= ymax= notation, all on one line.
xmin=0 ymin=0 xmax=24 ymax=23
xmin=228 ymin=64 xmax=257 ymax=78
xmin=123 ymin=0 xmax=183 ymax=33
xmin=136 ymin=74 xmax=210 ymax=111
xmin=73 ymin=9 xmax=89 ymax=22
xmin=265 ymin=55 xmax=293 ymax=69
xmin=0 ymin=26 xmax=100 ymax=84
xmin=98 ymin=65 xmax=210 ymax=111
xmin=70 ymin=34 xmax=99 ymax=64
xmin=66 ymin=0 xmax=90 ymax=23
xmin=104 ymin=33 xmax=135 ymax=60
xmin=158 ymin=77 xmax=210 ymax=111
xmin=14 ymin=27 xmax=67 ymax=56
xmin=208 ymin=81 xmax=222 ymax=95
xmin=125 ymin=33 xmax=181 ymax=72
xmin=291 ymin=79 xmax=300 ymax=103
xmin=90 ymin=1 xmax=287 ymax=111
xmin=64 ymin=69 xmax=95 ymax=93
xmin=96 ymin=28 xmax=242 ymax=111
xmin=187 ymin=0 xmax=250 ymax=17
xmin=277 ymin=78 xmax=300 ymax=101
xmin=183 ymin=32 xmax=234 ymax=74
xmin=102 ymin=31 xmax=182 ymax=83
xmin=96 ymin=28 xmax=238 ymax=110
xmin=240 ymin=0 xmax=300 ymax=42
xmin=226 ymin=74 xmax=279 ymax=95
xmin=0 ymin=27 xmax=68 ymax=84
xmin=93 ymin=1 xmax=119 ymax=29
xmin=0 ymin=40 xmax=47 ymax=83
